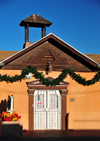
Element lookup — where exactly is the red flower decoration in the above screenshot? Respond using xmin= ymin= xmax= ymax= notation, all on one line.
xmin=18 ymin=116 xmax=21 ymax=119
xmin=0 ymin=114 xmax=2 ymax=118
xmin=4 ymin=117 xmax=11 ymax=121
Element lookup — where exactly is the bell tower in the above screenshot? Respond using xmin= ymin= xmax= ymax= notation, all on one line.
xmin=20 ymin=14 xmax=52 ymax=48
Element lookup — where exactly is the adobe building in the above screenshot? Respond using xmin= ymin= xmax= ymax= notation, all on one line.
xmin=0 ymin=14 xmax=100 ymax=130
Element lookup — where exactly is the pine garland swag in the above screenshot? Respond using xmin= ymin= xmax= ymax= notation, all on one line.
xmin=0 ymin=65 xmax=100 ymax=86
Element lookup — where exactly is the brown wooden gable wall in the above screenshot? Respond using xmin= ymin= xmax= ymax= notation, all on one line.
xmin=1 ymin=40 xmax=97 ymax=72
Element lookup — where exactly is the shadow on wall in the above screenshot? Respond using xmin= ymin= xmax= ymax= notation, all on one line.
xmin=65 ymin=113 xmax=69 ymax=130
xmin=0 ymin=99 xmax=7 ymax=114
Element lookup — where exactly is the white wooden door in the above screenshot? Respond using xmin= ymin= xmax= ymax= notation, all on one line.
xmin=34 ymin=90 xmax=61 ymax=130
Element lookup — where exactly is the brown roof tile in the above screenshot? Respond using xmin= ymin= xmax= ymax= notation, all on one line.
xmin=85 ymin=54 xmax=100 ymax=64
xmin=0 ymin=50 xmax=18 ymax=61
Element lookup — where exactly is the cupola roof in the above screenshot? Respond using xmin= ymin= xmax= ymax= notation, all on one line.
xmin=20 ymin=14 xmax=52 ymax=27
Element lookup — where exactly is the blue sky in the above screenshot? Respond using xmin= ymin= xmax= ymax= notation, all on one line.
xmin=0 ymin=0 xmax=100 ymax=54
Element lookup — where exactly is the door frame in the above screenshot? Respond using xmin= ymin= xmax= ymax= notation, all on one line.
xmin=26 ymin=77 xmax=69 ymax=130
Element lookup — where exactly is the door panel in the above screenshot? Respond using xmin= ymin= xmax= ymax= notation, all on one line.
xmin=34 ymin=90 xmax=46 ymax=129
xmin=34 ymin=90 xmax=61 ymax=129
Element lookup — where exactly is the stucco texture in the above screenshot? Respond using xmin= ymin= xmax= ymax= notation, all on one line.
xmin=0 ymin=70 xmax=100 ymax=130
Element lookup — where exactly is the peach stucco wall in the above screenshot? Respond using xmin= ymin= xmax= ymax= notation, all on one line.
xmin=0 ymin=70 xmax=100 ymax=130
xmin=67 ymin=72 xmax=100 ymax=130
xmin=0 ymin=70 xmax=29 ymax=129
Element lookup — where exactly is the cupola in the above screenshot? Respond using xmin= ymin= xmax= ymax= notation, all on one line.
xmin=20 ymin=14 xmax=52 ymax=48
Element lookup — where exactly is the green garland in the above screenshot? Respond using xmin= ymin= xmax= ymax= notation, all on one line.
xmin=0 ymin=65 xmax=100 ymax=86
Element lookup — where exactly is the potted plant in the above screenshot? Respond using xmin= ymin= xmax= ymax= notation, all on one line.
xmin=0 ymin=111 xmax=23 ymax=138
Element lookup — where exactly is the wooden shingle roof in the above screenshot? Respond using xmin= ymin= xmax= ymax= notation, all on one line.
xmin=85 ymin=54 xmax=100 ymax=64
xmin=20 ymin=14 xmax=52 ymax=27
xmin=0 ymin=50 xmax=18 ymax=61
xmin=0 ymin=51 xmax=100 ymax=64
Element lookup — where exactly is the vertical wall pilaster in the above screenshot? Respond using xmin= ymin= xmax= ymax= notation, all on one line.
xmin=60 ymin=90 xmax=68 ymax=129
xmin=28 ymin=90 xmax=35 ymax=130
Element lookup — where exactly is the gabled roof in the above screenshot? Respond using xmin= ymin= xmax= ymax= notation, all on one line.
xmin=26 ymin=77 xmax=69 ymax=90
xmin=0 ymin=33 xmax=99 ymax=70
xmin=26 ymin=77 xmax=69 ymax=86
xmin=0 ymin=51 xmax=100 ymax=64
